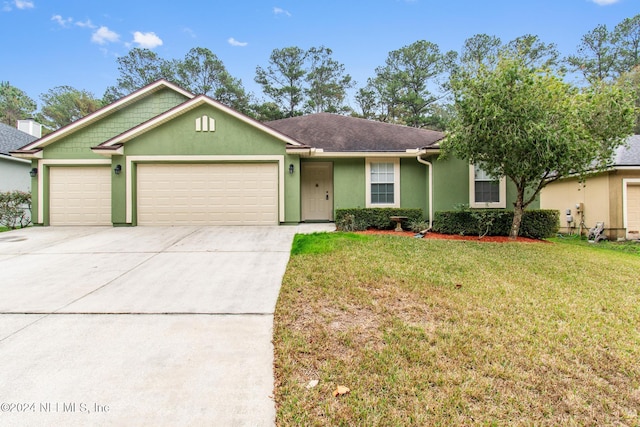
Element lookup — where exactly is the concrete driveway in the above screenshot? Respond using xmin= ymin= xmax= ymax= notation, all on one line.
xmin=0 ymin=224 xmax=333 ymax=426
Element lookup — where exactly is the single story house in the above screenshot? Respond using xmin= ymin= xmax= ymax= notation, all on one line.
xmin=12 ymin=79 xmax=537 ymax=227
xmin=0 ymin=121 xmax=39 ymax=193
xmin=540 ymin=135 xmax=640 ymax=240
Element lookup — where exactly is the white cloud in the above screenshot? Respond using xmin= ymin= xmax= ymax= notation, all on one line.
xmin=590 ymin=0 xmax=619 ymax=4
xmin=132 ymin=31 xmax=163 ymax=49
xmin=273 ymin=7 xmax=291 ymax=17
xmin=228 ymin=37 xmax=248 ymax=47
xmin=51 ymin=14 xmax=72 ymax=27
xmin=75 ymin=19 xmax=96 ymax=29
xmin=14 ymin=0 xmax=34 ymax=9
xmin=91 ymin=26 xmax=120 ymax=45
xmin=183 ymin=27 xmax=197 ymax=38
xmin=3 ymin=0 xmax=34 ymax=11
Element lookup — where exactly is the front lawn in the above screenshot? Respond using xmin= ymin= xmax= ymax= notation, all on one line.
xmin=550 ymin=234 xmax=640 ymax=256
xmin=274 ymin=233 xmax=640 ymax=426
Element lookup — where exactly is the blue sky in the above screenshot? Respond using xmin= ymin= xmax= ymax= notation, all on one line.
xmin=1 ymin=0 xmax=638 ymax=109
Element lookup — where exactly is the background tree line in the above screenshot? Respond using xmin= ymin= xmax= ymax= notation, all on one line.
xmin=1 ymin=13 xmax=638 ymax=134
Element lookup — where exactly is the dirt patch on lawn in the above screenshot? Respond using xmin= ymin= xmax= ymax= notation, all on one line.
xmin=356 ymin=229 xmax=548 ymax=243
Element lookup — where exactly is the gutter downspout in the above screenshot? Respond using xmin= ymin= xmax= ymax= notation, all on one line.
xmin=416 ymin=154 xmax=433 ymax=230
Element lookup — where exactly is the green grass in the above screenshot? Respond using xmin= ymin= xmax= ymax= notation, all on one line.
xmin=549 ymin=234 xmax=640 ymax=256
xmin=0 ymin=226 xmax=9 ymax=233
xmin=274 ymin=233 xmax=640 ymax=426
xmin=291 ymin=232 xmax=370 ymax=255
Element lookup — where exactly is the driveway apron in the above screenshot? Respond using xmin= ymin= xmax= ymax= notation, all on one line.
xmin=0 ymin=224 xmax=333 ymax=426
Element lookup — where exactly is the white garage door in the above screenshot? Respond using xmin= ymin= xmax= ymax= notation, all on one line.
xmin=137 ymin=163 xmax=279 ymax=225
xmin=49 ymin=166 xmax=112 ymax=225
xmin=626 ymin=184 xmax=640 ymax=239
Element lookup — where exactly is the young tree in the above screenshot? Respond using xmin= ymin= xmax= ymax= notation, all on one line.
xmin=502 ymin=34 xmax=560 ymax=70
xmin=459 ymin=34 xmax=502 ymax=71
xmin=255 ymin=46 xmax=354 ymax=117
xmin=255 ymin=46 xmax=308 ymax=118
xmin=612 ymin=14 xmax=640 ymax=75
xmin=616 ymin=65 xmax=640 ymax=134
xmin=353 ymin=86 xmax=378 ymax=120
xmin=305 ymin=46 xmax=354 ymax=114
xmin=103 ymin=48 xmax=176 ymax=103
xmin=566 ymin=24 xmax=617 ymax=83
xmin=0 ymin=82 xmax=37 ymax=126
xmin=37 ymin=86 xmax=102 ymax=130
xmin=444 ymin=56 xmax=635 ymax=239
xmin=176 ymin=47 xmax=250 ymax=113
xmin=370 ymin=40 xmax=451 ymax=127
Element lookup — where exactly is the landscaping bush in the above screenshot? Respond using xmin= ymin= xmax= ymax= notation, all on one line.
xmin=0 ymin=191 xmax=32 ymax=229
xmin=335 ymin=208 xmax=424 ymax=231
xmin=432 ymin=209 xmax=559 ymax=239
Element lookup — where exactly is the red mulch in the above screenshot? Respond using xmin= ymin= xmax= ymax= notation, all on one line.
xmin=356 ymin=229 xmax=548 ymax=243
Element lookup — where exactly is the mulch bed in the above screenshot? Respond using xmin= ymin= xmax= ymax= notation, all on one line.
xmin=356 ymin=229 xmax=547 ymax=243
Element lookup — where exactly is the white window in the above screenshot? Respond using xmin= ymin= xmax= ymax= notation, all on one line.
xmin=366 ymin=158 xmax=400 ymax=207
xmin=469 ymin=164 xmax=506 ymax=208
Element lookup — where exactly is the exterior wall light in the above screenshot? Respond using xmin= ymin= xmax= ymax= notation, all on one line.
xmin=289 ymin=164 xmax=294 ymax=174
xmin=29 ymin=168 xmax=38 ymax=177
xmin=114 ymin=164 xmax=122 ymax=175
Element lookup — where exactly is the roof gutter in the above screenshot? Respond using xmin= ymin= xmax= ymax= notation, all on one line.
xmin=416 ymin=151 xmax=434 ymax=229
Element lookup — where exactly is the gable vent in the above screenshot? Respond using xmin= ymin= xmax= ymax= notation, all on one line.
xmin=195 ymin=115 xmax=216 ymax=132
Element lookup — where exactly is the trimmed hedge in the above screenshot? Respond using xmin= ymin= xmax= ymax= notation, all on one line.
xmin=335 ymin=208 xmax=424 ymax=231
xmin=0 ymin=190 xmax=31 ymax=229
xmin=432 ymin=209 xmax=559 ymax=239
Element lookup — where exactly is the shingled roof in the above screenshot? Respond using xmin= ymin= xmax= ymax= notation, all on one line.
xmin=614 ymin=135 xmax=640 ymax=166
xmin=0 ymin=122 xmax=38 ymax=156
xmin=266 ymin=113 xmax=444 ymax=152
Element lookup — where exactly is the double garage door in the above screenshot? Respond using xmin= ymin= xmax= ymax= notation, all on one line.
xmin=49 ymin=163 xmax=278 ymax=226
xmin=137 ymin=163 xmax=278 ymax=225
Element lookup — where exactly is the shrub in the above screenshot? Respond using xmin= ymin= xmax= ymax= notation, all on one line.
xmin=409 ymin=219 xmax=430 ymax=233
xmin=335 ymin=208 xmax=424 ymax=231
xmin=0 ymin=191 xmax=32 ymax=229
xmin=335 ymin=214 xmax=368 ymax=232
xmin=432 ymin=209 xmax=559 ymax=239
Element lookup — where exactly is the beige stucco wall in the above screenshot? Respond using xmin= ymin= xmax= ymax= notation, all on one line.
xmin=540 ymin=174 xmax=611 ymax=235
xmin=608 ymin=170 xmax=640 ymax=238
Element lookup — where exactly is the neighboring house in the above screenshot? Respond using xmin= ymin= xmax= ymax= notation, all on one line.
xmin=12 ymin=79 xmax=537 ymax=227
xmin=0 ymin=121 xmax=39 ymax=192
xmin=540 ymin=135 xmax=640 ymax=240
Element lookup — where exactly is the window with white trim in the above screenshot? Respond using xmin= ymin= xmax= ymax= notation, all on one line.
xmin=366 ymin=158 xmax=400 ymax=207
xmin=469 ymin=164 xmax=506 ymax=208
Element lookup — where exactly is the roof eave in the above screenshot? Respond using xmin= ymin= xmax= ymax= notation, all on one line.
xmin=91 ymin=144 xmax=124 ymax=156
xmin=298 ymin=150 xmax=431 ymax=158
xmin=9 ymin=149 xmax=43 ymax=159
xmin=0 ymin=153 xmax=30 ymax=164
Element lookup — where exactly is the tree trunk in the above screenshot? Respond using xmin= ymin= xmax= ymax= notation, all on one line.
xmin=510 ymin=192 xmax=525 ymax=240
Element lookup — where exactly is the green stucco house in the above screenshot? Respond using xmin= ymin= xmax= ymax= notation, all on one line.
xmin=12 ymin=79 xmax=535 ymax=227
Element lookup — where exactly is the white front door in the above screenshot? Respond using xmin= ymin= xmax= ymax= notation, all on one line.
xmin=301 ymin=162 xmax=333 ymax=221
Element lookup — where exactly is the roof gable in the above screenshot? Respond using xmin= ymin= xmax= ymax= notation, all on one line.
xmin=266 ymin=113 xmax=444 ymax=152
xmin=14 ymin=80 xmax=193 ymax=154
xmin=92 ymin=95 xmax=302 ymax=153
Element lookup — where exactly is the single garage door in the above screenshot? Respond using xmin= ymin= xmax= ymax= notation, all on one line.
xmin=49 ymin=166 xmax=112 ymax=225
xmin=137 ymin=163 xmax=279 ymax=225
xmin=626 ymin=184 xmax=640 ymax=239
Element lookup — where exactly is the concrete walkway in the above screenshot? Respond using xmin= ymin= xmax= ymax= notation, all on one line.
xmin=0 ymin=224 xmax=334 ymax=426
